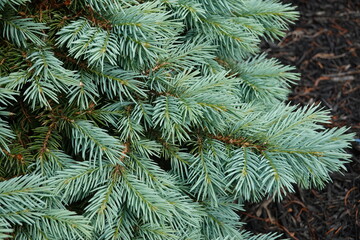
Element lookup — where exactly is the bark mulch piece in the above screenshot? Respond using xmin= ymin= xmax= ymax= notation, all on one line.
xmin=242 ymin=1 xmax=360 ymax=239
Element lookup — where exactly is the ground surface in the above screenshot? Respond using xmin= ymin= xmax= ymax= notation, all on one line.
xmin=243 ymin=1 xmax=360 ymax=239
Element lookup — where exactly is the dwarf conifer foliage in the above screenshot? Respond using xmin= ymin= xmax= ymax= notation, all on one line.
xmin=0 ymin=0 xmax=353 ymax=239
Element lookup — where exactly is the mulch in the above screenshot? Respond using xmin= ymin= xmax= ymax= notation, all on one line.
xmin=242 ymin=0 xmax=360 ymax=239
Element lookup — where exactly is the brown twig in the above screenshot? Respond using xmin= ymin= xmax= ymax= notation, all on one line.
xmin=2 ymin=149 xmax=24 ymax=163
xmin=86 ymin=6 xmax=112 ymax=30
xmin=240 ymin=212 xmax=300 ymax=240
xmin=113 ymin=142 xmax=131 ymax=176
xmin=39 ymin=122 xmax=57 ymax=156
xmin=344 ymin=187 xmax=358 ymax=206
xmin=210 ymin=134 xmax=267 ymax=152
xmin=144 ymin=62 xmax=170 ymax=76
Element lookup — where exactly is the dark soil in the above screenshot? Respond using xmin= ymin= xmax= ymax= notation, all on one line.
xmin=243 ymin=1 xmax=360 ymax=239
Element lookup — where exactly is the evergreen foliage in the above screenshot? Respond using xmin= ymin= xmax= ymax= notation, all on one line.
xmin=0 ymin=0 xmax=353 ymax=239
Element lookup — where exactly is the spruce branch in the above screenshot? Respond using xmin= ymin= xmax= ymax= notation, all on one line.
xmin=0 ymin=0 xmax=354 ymax=239
xmin=1 ymin=15 xmax=47 ymax=48
xmin=0 ymin=0 xmax=30 ymax=10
